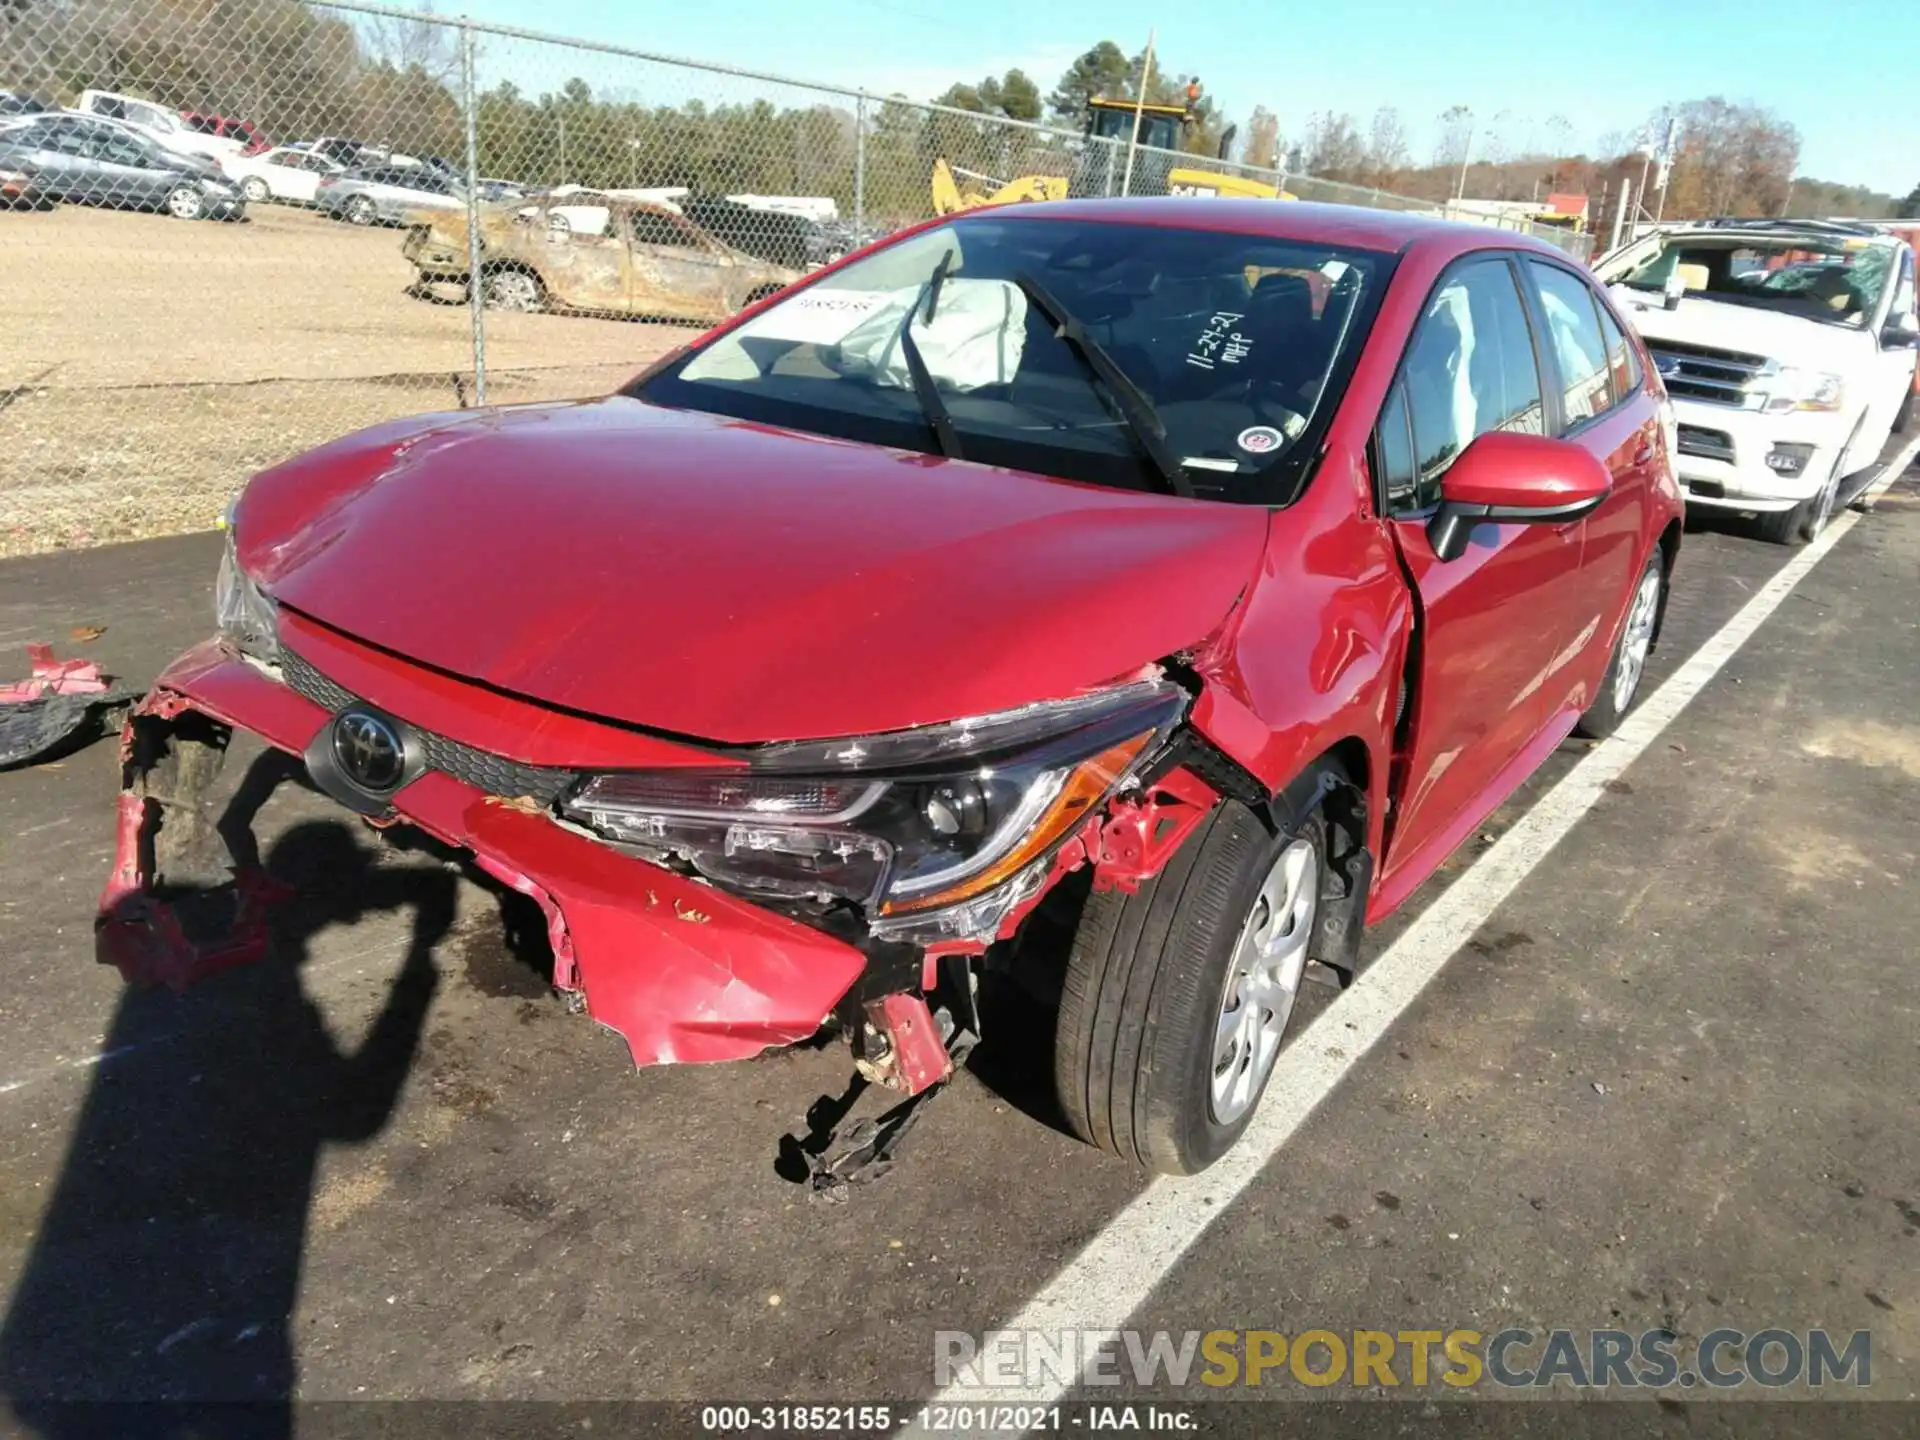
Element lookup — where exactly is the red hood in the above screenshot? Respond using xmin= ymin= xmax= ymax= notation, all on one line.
xmin=236 ymin=398 xmax=1268 ymax=743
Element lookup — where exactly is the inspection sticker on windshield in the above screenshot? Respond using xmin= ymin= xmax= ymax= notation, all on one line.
xmin=1185 ymin=311 xmax=1246 ymax=370
xmin=1237 ymin=425 xmax=1284 ymax=455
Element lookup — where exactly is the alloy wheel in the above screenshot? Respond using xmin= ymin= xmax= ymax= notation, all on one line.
xmin=1612 ymin=566 xmax=1663 ymax=713
xmin=1209 ymin=837 xmax=1318 ymax=1125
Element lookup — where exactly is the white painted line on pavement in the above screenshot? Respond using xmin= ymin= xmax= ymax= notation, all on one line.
xmin=936 ymin=505 xmax=1871 ymax=1413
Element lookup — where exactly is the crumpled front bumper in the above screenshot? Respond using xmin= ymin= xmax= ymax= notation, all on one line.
xmin=98 ymin=639 xmax=869 ymax=1067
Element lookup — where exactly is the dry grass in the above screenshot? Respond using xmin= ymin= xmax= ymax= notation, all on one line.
xmin=0 ymin=202 xmax=687 ymax=556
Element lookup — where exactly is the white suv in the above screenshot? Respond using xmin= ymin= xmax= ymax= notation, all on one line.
xmin=74 ymin=89 xmax=238 ymax=163
xmin=1595 ymin=220 xmax=1918 ymax=543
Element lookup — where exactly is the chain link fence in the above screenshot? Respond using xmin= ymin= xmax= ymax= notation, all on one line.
xmin=0 ymin=0 xmax=1596 ymax=556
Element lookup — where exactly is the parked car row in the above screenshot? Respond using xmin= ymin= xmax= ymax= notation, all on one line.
xmin=0 ymin=113 xmax=245 ymax=219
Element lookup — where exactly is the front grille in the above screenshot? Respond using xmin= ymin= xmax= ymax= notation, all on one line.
xmin=280 ymin=645 xmax=575 ymax=805
xmin=1650 ymin=339 xmax=1769 ymax=408
xmin=1677 ymin=424 xmax=1736 ymax=464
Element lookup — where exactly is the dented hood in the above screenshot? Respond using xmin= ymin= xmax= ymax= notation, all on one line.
xmin=235 ymin=397 xmax=1268 ymax=743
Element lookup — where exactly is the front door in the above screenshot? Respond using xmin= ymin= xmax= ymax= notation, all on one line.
xmin=1374 ymin=255 xmax=1599 ymax=904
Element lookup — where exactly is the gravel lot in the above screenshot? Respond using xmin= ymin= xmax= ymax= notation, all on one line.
xmin=0 ymin=202 xmax=684 ymax=556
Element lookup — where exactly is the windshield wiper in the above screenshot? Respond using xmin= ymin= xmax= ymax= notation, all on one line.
xmin=897 ymin=250 xmax=963 ymax=461
xmin=1011 ymin=271 xmax=1194 ymax=499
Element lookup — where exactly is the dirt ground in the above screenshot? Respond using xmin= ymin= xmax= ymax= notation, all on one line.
xmin=0 ymin=202 xmax=686 ymax=555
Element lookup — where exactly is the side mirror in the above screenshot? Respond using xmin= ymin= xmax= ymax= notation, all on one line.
xmin=1426 ymin=431 xmax=1613 ymax=562
xmin=1881 ymin=317 xmax=1920 ymax=350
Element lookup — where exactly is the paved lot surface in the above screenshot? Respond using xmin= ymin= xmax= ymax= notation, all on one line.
xmin=0 ymin=437 xmax=1914 ymax=1430
xmin=0 ymin=203 xmax=682 ymax=554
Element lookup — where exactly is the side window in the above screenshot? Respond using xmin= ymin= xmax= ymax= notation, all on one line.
xmin=630 ymin=209 xmax=697 ymax=249
xmin=1395 ymin=257 xmax=1544 ymax=510
xmin=1593 ymin=298 xmax=1640 ymax=406
xmin=1528 ymin=260 xmax=1613 ymax=428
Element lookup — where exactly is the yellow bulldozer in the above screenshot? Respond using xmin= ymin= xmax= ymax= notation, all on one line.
xmin=931 ymin=89 xmax=1292 ymax=216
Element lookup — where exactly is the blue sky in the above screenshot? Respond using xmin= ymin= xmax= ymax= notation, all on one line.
xmin=446 ymin=0 xmax=1919 ymax=194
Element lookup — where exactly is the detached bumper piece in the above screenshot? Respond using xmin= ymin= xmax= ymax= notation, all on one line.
xmin=94 ymin=644 xmax=871 ymax=1070
xmin=0 ymin=643 xmax=141 ymax=769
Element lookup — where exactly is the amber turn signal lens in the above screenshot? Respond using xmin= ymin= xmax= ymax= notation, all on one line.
xmin=878 ymin=731 xmax=1154 ymax=916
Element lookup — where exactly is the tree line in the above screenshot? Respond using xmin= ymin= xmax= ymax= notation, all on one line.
xmin=3 ymin=0 xmax=1912 ymax=227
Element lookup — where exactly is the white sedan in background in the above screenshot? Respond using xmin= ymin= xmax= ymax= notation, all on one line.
xmin=219 ymin=145 xmax=343 ymax=204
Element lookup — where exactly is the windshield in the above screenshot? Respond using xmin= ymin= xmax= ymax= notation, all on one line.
xmin=1087 ymin=106 xmax=1182 ymax=153
xmin=1616 ymin=235 xmax=1895 ymax=327
xmin=636 ymin=216 xmax=1390 ymax=505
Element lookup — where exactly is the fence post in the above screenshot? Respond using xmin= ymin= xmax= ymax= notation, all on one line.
xmin=854 ymin=93 xmax=866 ymax=234
xmin=460 ymin=18 xmax=487 ymax=407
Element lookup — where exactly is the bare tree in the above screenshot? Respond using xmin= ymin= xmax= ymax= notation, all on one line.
xmin=362 ymin=2 xmax=461 ymax=87
xmin=1434 ymin=104 xmax=1472 ymax=170
xmin=1245 ymin=104 xmax=1281 ymax=170
xmin=1365 ymin=106 xmax=1408 ymax=180
xmin=1302 ymin=110 xmax=1365 ymax=181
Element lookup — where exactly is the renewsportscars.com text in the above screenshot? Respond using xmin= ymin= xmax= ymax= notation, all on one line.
xmin=935 ymin=1327 xmax=1872 ymax=1390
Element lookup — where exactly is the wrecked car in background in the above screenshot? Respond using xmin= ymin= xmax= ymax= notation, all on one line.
xmin=403 ymin=198 xmax=798 ymax=322
xmin=101 ymin=199 xmax=1681 ymax=1183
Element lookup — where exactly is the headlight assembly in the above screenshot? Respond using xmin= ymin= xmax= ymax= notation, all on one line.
xmin=214 ymin=506 xmax=278 ymax=662
xmin=562 ymin=678 xmax=1188 ymax=937
xmin=1759 ymin=365 xmax=1844 ymax=414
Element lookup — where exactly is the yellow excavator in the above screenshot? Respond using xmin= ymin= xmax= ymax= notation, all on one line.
xmin=931 ymin=88 xmax=1293 ymax=215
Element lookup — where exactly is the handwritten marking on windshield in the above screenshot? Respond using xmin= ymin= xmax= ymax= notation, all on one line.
xmin=1186 ymin=310 xmax=1245 ymax=370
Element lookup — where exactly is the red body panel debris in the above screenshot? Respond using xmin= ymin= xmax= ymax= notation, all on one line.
xmin=0 ymin=643 xmax=116 ymax=702
xmin=860 ymin=993 xmax=952 ymax=1096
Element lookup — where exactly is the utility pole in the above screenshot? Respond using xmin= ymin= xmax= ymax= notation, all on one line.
xmin=1452 ymin=113 xmax=1475 ymax=200
xmin=1119 ymin=27 xmax=1155 ymax=199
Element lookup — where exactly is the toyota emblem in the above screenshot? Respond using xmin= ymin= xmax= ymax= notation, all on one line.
xmin=331 ymin=709 xmax=405 ymax=793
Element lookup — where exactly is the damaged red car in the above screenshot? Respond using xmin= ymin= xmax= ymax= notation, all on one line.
xmin=100 ymin=199 xmax=1681 ymax=1178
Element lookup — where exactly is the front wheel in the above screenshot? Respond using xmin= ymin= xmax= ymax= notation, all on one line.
xmin=483 ymin=267 xmax=544 ymax=312
xmin=164 ymin=184 xmax=205 ymax=220
xmin=1054 ymin=795 xmax=1328 ymax=1175
xmin=344 ymin=195 xmax=376 ymax=226
xmin=1576 ymin=550 xmax=1664 ymax=740
xmin=240 ymin=176 xmax=269 ymax=203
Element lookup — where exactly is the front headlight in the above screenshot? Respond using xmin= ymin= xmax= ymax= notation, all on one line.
xmin=562 ymin=679 xmax=1187 ymax=936
xmin=1760 ymin=366 xmax=1844 ymax=414
xmin=215 ymin=513 xmax=278 ymax=661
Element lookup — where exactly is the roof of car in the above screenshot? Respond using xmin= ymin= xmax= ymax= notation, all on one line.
xmin=987 ymin=196 xmax=1574 ymax=258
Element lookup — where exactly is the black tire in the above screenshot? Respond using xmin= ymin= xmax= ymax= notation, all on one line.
xmin=1575 ymin=549 xmax=1665 ymax=740
xmin=344 ymin=195 xmax=376 ymax=226
xmin=1054 ymin=792 xmax=1331 ymax=1175
xmin=164 ymin=184 xmax=205 ymax=221
xmin=240 ymin=175 xmax=269 ymax=203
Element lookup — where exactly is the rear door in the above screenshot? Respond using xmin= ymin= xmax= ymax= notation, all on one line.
xmin=627 ymin=207 xmax=732 ymax=322
xmin=1374 ymin=254 xmax=1598 ymax=898
xmin=1520 ymin=256 xmax=1661 ymax=709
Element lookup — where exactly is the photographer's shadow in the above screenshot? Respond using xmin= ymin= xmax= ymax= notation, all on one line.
xmin=1 ymin=802 xmax=455 ymax=1435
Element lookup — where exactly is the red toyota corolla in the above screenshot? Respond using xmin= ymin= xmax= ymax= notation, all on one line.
xmin=101 ymin=199 xmax=1681 ymax=1178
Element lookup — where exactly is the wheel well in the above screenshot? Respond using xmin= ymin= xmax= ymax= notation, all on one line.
xmin=1653 ymin=519 xmax=1682 ymax=643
